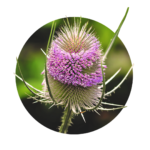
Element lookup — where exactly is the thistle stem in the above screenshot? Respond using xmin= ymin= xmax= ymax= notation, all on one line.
xmin=103 ymin=7 xmax=129 ymax=61
xmin=105 ymin=64 xmax=133 ymax=96
xmin=59 ymin=104 xmax=74 ymax=133
xmin=14 ymin=73 xmax=44 ymax=93
xmin=98 ymin=68 xmax=121 ymax=88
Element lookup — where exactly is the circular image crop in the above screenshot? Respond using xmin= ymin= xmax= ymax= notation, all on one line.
xmin=16 ymin=17 xmax=133 ymax=134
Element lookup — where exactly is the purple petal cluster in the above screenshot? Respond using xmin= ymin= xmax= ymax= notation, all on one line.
xmin=47 ymin=36 xmax=104 ymax=87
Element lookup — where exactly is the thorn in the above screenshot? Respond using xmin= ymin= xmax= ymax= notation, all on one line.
xmin=48 ymin=103 xmax=55 ymax=109
xmin=94 ymin=110 xmax=100 ymax=115
xmin=132 ymin=62 xmax=135 ymax=68
xmin=81 ymin=113 xmax=86 ymax=123
xmin=80 ymin=110 xmax=86 ymax=114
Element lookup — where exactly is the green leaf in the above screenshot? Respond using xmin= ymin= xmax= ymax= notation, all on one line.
xmin=103 ymin=7 xmax=129 ymax=61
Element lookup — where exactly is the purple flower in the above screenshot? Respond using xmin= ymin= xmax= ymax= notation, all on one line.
xmin=16 ymin=9 xmax=132 ymax=133
xmin=42 ymin=20 xmax=106 ymax=113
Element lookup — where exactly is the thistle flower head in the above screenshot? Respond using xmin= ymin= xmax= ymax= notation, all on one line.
xmin=42 ymin=19 xmax=106 ymax=113
xmin=16 ymin=9 xmax=131 ymax=133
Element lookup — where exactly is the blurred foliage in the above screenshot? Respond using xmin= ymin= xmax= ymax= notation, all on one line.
xmin=15 ymin=16 xmax=133 ymax=99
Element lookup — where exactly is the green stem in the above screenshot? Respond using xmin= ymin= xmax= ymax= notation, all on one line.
xmin=59 ymin=105 xmax=74 ymax=133
xmin=103 ymin=7 xmax=129 ymax=61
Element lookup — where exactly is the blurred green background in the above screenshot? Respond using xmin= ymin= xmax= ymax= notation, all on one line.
xmin=16 ymin=17 xmax=133 ymax=134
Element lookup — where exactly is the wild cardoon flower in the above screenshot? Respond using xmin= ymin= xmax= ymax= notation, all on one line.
xmin=41 ymin=21 xmax=106 ymax=114
xmin=16 ymin=7 xmax=133 ymax=133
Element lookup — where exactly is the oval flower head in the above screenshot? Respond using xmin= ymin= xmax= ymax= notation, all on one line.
xmin=42 ymin=20 xmax=106 ymax=114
